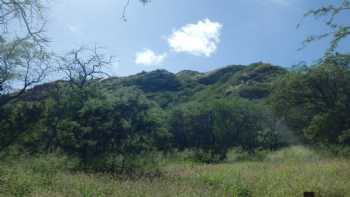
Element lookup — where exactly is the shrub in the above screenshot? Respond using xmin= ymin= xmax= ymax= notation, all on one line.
xmin=265 ymin=146 xmax=320 ymax=162
xmin=270 ymin=55 xmax=350 ymax=145
xmin=81 ymin=152 xmax=164 ymax=177
xmin=168 ymin=99 xmax=287 ymax=162
xmin=193 ymin=149 xmax=224 ymax=163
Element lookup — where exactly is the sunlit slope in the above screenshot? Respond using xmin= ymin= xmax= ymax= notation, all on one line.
xmin=101 ymin=62 xmax=286 ymax=108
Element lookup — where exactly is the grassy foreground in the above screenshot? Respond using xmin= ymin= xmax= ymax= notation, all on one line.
xmin=0 ymin=146 xmax=349 ymax=197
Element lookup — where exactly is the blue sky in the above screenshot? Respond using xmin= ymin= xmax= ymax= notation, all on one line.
xmin=47 ymin=0 xmax=350 ymax=76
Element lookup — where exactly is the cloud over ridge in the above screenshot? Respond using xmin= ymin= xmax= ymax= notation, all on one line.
xmin=168 ymin=18 xmax=223 ymax=57
xmin=135 ymin=49 xmax=167 ymax=66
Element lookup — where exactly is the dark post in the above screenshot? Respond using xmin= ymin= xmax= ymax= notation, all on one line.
xmin=304 ymin=192 xmax=315 ymax=197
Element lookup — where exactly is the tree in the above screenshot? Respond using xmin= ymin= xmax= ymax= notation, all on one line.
xmin=168 ymin=99 xmax=277 ymax=162
xmin=39 ymin=46 xmax=113 ymax=153
xmin=0 ymin=0 xmax=49 ymax=107
xmin=0 ymin=0 xmax=50 ymax=150
xmin=58 ymin=46 xmax=112 ymax=90
xmin=0 ymin=40 xmax=49 ymax=107
xmin=56 ymin=89 xmax=168 ymax=171
xmin=0 ymin=0 xmax=46 ymax=42
xmin=299 ymin=0 xmax=350 ymax=56
xmin=0 ymin=100 xmax=45 ymax=152
xmin=45 ymin=47 xmax=169 ymax=172
xmin=270 ymin=54 xmax=350 ymax=145
xmin=279 ymin=1 xmax=350 ymax=146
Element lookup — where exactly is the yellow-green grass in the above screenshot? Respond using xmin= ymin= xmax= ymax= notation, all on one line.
xmin=1 ymin=146 xmax=350 ymax=197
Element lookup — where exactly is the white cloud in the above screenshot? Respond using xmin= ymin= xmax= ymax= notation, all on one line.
xmin=135 ymin=49 xmax=167 ymax=66
xmin=167 ymin=18 xmax=223 ymax=57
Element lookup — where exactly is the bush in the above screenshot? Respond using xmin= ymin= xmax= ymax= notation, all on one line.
xmin=168 ymin=99 xmax=287 ymax=162
xmin=81 ymin=152 xmax=164 ymax=177
xmin=270 ymin=55 xmax=350 ymax=145
xmin=313 ymin=144 xmax=350 ymax=158
xmin=265 ymin=146 xmax=320 ymax=162
xmin=230 ymin=182 xmax=252 ymax=197
xmin=193 ymin=149 xmax=224 ymax=163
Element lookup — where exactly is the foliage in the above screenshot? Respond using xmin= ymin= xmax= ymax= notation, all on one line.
xmin=43 ymin=84 xmax=169 ymax=173
xmin=0 ymin=61 xmax=297 ymax=165
xmin=0 ymin=101 xmax=45 ymax=152
xmin=2 ymin=54 xmax=349 ymax=168
xmin=270 ymin=54 xmax=350 ymax=145
xmin=123 ymin=69 xmax=181 ymax=92
xmin=0 ymin=39 xmax=50 ymax=107
xmin=0 ymin=0 xmax=50 ymax=107
xmin=168 ymin=99 xmax=287 ymax=162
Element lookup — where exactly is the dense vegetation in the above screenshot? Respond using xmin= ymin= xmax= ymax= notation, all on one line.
xmin=1 ymin=56 xmax=350 ymax=166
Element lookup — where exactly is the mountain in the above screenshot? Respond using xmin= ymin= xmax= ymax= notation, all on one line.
xmin=100 ymin=62 xmax=286 ymax=108
xmin=21 ymin=62 xmax=287 ymax=108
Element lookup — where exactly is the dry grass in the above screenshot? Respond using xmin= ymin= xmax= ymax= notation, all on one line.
xmin=1 ymin=146 xmax=350 ymax=197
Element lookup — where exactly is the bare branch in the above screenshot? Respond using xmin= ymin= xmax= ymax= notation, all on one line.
xmin=298 ymin=0 xmax=350 ymax=56
xmin=0 ymin=0 xmax=47 ymax=44
xmin=58 ymin=46 xmax=113 ymax=89
xmin=0 ymin=39 xmax=50 ymax=107
xmin=121 ymin=0 xmax=150 ymax=22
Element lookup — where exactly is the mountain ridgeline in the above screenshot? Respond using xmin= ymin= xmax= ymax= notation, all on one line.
xmin=23 ymin=62 xmax=285 ymax=107
xmin=101 ymin=62 xmax=286 ymax=108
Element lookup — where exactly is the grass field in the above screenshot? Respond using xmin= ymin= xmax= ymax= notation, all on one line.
xmin=0 ymin=146 xmax=349 ymax=197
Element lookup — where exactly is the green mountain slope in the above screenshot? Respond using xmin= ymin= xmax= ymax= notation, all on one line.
xmin=99 ymin=62 xmax=286 ymax=108
xmin=21 ymin=62 xmax=286 ymax=108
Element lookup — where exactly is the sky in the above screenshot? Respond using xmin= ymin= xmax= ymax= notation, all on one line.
xmin=46 ymin=0 xmax=350 ymax=76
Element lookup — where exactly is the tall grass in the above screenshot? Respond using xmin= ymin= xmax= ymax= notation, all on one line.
xmin=0 ymin=146 xmax=349 ymax=197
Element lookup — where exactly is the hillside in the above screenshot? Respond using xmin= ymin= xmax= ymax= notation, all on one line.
xmin=21 ymin=62 xmax=286 ymax=108
xmin=100 ymin=62 xmax=286 ymax=108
